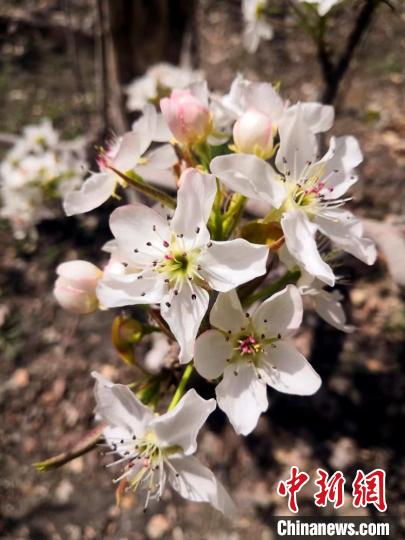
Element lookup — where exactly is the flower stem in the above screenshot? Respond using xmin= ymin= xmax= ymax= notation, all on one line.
xmin=110 ymin=167 xmax=176 ymax=209
xmin=167 ymin=363 xmax=194 ymax=411
xmin=34 ymin=424 xmax=105 ymax=471
xmin=210 ymin=179 xmax=224 ymax=240
xmin=243 ymin=269 xmax=301 ymax=307
xmin=222 ymin=194 xmax=246 ymax=239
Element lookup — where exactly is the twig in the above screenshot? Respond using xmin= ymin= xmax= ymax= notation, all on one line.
xmin=34 ymin=424 xmax=105 ymax=471
xmin=110 ymin=167 xmax=177 ymax=209
xmin=321 ymin=0 xmax=382 ymax=104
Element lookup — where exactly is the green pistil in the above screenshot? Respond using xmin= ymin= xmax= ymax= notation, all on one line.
xmin=157 ymin=238 xmax=201 ymax=285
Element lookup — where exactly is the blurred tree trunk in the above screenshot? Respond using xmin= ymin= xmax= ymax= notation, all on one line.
xmin=97 ymin=0 xmax=194 ymax=134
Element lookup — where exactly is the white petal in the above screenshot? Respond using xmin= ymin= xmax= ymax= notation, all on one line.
xmin=216 ymin=364 xmax=268 ymax=435
xmin=276 ymin=106 xmax=318 ymax=181
xmin=92 ymin=371 xmax=153 ymax=436
xmin=109 ymin=203 xmax=170 ymax=254
xmin=316 ymin=209 xmax=377 ymax=265
xmin=281 ymin=210 xmax=335 ymax=286
xmin=287 ymin=102 xmax=334 ymax=134
xmin=168 ymin=455 xmax=236 ymax=516
xmin=312 ymin=289 xmax=354 ymax=332
xmin=210 ymin=154 xmax=285 ymax=208
xmin=245 ymin=82 xmax=285 ymax=120
xmin=209 ymin=289 xmax=245 ymax=333
xmin=243 ymin=22 xmax=261 ymax=54
xmin=318 ymin=136 xmax=362 ymax=200
xmin=113 ymin=131 xmax=144 ymax=171
xmin=154 ymin=113 xmax=172 ymax=142
xmin=134 ymin=144 xmax=177 ymax=188
xmin=194 ymin=330 xmax=232 ymax=380
xmin=97 ymin=271 xmax=166 ymax=307
xmin=278 ymin=244 xmax=299 ymax=270
xmin=188 ymin=80 xmax=209 ymax=107
xmin=261 ymin=341 xmax=321 ymax=396
xmin=144 ymin=144 xmax=177 ymax=169
xmin=134 ymin=165 xmax=176 ymax=190
xmin=171 ymin=168 xmax=217 ymax=248
xmin=161 ymin=282 xmax=209 ymax=364
xmin=152 ymin=389 xmax=216 ymax=455
xmin=252 ymin=285 xmax=303 ymax=338
xmin=63 ymin=172 xmax=116 ymax=216
xmin=129 ymin=104 xmax=157 ymax=155
xmin=199 ymin=239 xmax=269 ymax=292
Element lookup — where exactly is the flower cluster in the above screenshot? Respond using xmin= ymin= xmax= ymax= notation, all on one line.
xmin=51 ymin=74 xmax=375 ymax=514
xmin=0 ymin=119 xmax=86 ymax=239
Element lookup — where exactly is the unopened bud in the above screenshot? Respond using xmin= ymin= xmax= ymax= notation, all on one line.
xmin=160 ymin=89 xmax=211 ymax=146
xmin=54 ymin=260 xmax=102 ymax=314
xmin=233 ymin=108 xmax=275 ymax=159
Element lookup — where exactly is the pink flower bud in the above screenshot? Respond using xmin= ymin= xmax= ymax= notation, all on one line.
xmin=233 ymin=108 xmax=275 ymax=159
xmin=160 ymin=89 xmax=211 ymax=145
xmin=54 ymin=260 xmax=102 ymax=314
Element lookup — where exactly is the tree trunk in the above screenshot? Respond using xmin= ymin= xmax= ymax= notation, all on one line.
xmin=98 ymin=0 xmax=194 ymax=133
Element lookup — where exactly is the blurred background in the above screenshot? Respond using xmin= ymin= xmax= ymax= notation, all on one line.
xmin=0 ymin=1 xmax=404 ymax=539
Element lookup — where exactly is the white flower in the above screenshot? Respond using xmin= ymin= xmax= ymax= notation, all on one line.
xmin=92 ymin=372 xmax=235 ymax=515
xmin=63 ymin=105 xmax=176 ymax=216
xmin=299 ymin=0 xmax=342 ymax=17
xmin=213 ymin=75 xmax=334 ymax=136
xmin=211 ymin=106 xmax=376 ymax=286
xmin=242 ymin=0 xmax=274 ymax=54
xmin=125 ymin=63 xmax=204 ymax=112
xmin=194 ymin=286 xmax=321 ymax=435
xmin=97 ymin=168 xmax=269 ymax=363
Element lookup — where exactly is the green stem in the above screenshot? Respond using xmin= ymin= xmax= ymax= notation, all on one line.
xmin=167 ymin=363 xmax=194 ymax=411
xmin=222 ymin=194 xmax=246 ymax=239
xmin=210 ymin=179 xmax=224 ymax=240
xmin=243 ymin=269 xmax=301 ymax=307
xmin=110 ymin=167 xmax=176 ymax=209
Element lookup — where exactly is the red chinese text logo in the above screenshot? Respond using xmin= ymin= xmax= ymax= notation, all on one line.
xmin=277 ymin=467 xmax=387 ymax=513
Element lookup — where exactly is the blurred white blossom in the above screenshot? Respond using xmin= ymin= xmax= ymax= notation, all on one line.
xmin=125 ymin=63 xmax=204 ymax=112
xmin=242 ymin=0 xmax=273 ymax=53
xmin=0 ymin=120 xmax=86 ymax=238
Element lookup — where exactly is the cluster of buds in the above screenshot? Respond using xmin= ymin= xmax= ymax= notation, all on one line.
xmin=46 ymin=73 xmax=376 ymax=515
